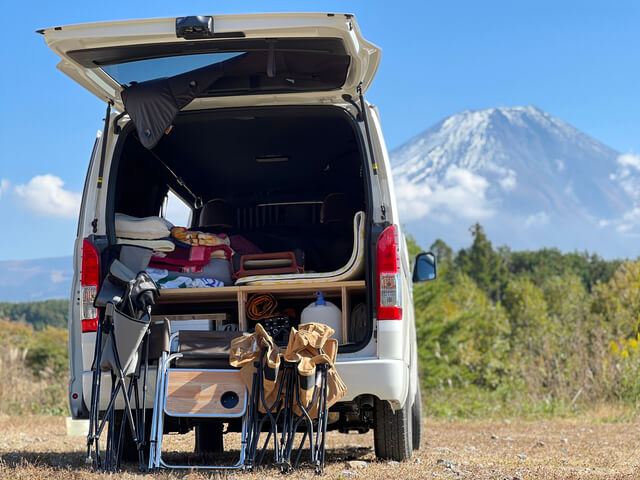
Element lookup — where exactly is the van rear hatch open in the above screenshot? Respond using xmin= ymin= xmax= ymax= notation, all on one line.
xmin=39 ymin=13 xmax=380 ymax=111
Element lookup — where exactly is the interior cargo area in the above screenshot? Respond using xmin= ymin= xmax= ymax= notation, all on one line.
xmin=107 ymin=105 xmax=370 ymax=347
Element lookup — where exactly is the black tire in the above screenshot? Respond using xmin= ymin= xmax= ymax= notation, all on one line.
xmin=374 ymin=397 xmax=413 ymax=461
xmin=195 ymin=421 xmax=224 ymax=454
xmin=411 ymin=387 xmax=423 ymax=451
xmin=114 ymin=410 xmax=151 ymax=463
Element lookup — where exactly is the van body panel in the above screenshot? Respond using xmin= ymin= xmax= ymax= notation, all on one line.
xmin=61 ymin=15 xmax=419 ymax=440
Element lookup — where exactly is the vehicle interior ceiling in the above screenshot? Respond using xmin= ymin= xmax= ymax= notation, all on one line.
xmin=114 ymin=107 xmax=366 ymax=273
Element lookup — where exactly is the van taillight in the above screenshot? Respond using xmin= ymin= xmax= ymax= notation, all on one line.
xmin=376 ymin=225 xmax=402 ymax=320
xmin=81 ymin=238 xmax=100 ymax=332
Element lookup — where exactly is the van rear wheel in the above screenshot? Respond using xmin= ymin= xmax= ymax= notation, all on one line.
xmin=373 ymin=397 xmax=413 ymax=461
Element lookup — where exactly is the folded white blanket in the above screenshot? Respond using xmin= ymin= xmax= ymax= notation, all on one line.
xmin=116 ymin=238 xmax=175 ymax=252
xmin=115 ymin=213 xmax=173 ymax=240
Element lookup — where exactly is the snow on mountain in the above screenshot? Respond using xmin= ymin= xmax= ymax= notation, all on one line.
xmin=391 ymin=106 xmax=640 ymax=258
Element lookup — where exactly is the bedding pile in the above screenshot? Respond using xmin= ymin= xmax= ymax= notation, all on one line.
xmin=115 ymin=213 xmax=175 ymax=252
xmin=115 ymin=210 xmax=365 ymax=289
xmin=115 ymin=213 xmax=233 ymax=289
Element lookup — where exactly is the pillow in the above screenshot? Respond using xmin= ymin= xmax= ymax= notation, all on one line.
xmin=115 ymin=213 xmax=173 ymax=240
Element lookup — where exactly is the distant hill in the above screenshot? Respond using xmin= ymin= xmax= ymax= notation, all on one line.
xmin=0 ymin=256 xmax=72 ymax=301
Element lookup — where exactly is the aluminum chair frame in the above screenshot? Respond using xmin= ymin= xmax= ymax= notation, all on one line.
xmin=148 ymin=333 xmax=249 ymax=471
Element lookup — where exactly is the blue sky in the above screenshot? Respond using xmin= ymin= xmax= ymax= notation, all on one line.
xmin=0 ymin=0 xmax=638 ymax=260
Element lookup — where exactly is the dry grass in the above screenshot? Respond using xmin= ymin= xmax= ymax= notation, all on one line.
xmin=1 ymin=415 xmax=639 ymax=479
xmin=0 ymin=347 xmax=66 ymax=416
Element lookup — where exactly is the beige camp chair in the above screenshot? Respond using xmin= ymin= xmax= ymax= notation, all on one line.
xmin=231 ymin=323 xmax=346 ymax=473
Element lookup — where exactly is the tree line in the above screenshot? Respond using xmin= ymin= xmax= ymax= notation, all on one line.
xmin=411 ymin=223 xmax=638 ymax=417
xmin=0 ymin=299 xmax=68 ymax=330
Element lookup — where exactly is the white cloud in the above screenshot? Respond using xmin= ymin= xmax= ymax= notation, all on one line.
xmin=499 ymin=170 xmax=517 ymax=191
xmin=0 ymin=179 xmax=10 ymax=199
xmin=564 ymin=180 xmax=578 ymax=200
xmin=523 ymin=211 xmax=550 ymax=229
xmin=395 ymin=165 xmax=494 ymax=222
xmin=14 ymin=174 xmax=81 ymax=219
xmin=555 ymin=159 xmax=565 ymax=172
xmin=617 ymin=153 xmax=640 ymax=171
xmin=598 ymin=153 xmax=640 ymax=234
xmin=483 ymin=161 xmax=517 ymax=192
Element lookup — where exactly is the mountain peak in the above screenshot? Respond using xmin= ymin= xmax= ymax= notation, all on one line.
xmin=390 ymin=106 xmax=636 ymax=258
xmin=392 ymin=106 xmax=614 ymax=181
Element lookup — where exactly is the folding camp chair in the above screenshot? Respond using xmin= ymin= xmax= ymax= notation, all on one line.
xmin=238 ymin=323 xmax=343 ymax=474
xmin=148 ymin=330 xmax=250 ymax=470
xmin=86 ymin=256 xmax=158 ymax=472
xmin=243 ymin=351 xmax=331 ymax=473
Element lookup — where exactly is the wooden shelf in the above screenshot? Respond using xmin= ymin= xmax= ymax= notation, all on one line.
xmin=155 ymin=280 xmax=367 ymax=343
xmin=157 ymin=280 xmax=366 ymax=303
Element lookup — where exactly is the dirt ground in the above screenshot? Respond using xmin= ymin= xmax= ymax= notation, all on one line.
xmin=0 ymin=415 xmax=638 ymax=479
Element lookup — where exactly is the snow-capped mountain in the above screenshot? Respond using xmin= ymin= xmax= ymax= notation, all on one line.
xmin=391 ymin=106 xmax=640 ymax=258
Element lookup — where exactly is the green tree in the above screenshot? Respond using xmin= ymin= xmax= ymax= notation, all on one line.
xmin=414 ymin=273 xmax=510 ymax=390
xmin=430 ymin=238 xmax=454 ymax=266
xmin=405 ymin=233 xmax=423 ymax=260
xmin=454 ymin=223 xmax=507 ymax=301
xmin=26 ymin=327 xmax=68 ymax=379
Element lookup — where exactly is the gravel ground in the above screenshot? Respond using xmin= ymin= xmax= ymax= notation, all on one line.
xmin=0 ymin=415 xmax=638 ymax=479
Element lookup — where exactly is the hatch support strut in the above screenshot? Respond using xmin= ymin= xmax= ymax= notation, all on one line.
xmin=92 ymin=101 xmax=113 ymax=234
xmin=357 ymin=84 xmax=387 ymax=221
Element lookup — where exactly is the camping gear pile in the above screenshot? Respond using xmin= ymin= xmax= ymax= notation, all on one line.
xmin=115 ymin=207 xmax=365 ymax=289
xmin=116 ymin=213 xmax=236 ymax=288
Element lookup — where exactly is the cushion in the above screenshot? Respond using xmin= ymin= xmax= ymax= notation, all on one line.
xmin=115 ymin=213 xmax=173 ymax=240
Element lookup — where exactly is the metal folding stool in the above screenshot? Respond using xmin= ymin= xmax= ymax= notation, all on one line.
xmin=148 ymin=330 xmax=249 ymax=470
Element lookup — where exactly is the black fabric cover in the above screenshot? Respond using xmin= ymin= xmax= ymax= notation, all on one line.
xmin=121 ymin=54 xmax=249 ymax=149
xmin=147 ymin=319 xmax=171 ymax=360
xmin=175 ymin=330 xmax=242 ymax=369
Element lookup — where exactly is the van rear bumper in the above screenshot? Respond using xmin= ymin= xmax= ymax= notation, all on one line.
xmin=81 ymin=369 xmax=158 ymax=415
xmin=335 ymin=358 xmax=408 ymax=404
xmin=79 ymin=358 xmax=408 ymax=416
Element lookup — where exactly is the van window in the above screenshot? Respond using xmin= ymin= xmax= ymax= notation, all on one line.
xmin=102 ymin=52 xmax=243 ymax=86
xmin=162 ymin=191 xmax=192 ymax=228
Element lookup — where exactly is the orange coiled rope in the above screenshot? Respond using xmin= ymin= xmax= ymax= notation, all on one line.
xmin=246 ymin=293 xmax=278 ymax=321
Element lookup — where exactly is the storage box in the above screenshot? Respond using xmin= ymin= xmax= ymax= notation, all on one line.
xmin=151 ymin=313 xmax=229 ymax=334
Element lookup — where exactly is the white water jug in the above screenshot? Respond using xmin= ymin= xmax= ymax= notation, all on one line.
xmin=301 ymin=291 xmax=343 ymax=344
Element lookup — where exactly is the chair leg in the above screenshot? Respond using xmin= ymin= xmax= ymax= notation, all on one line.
xmin=149 ymin=351 xmax=167 ymax=470
xmin=86 ymin=319 xmax=104 ymax=466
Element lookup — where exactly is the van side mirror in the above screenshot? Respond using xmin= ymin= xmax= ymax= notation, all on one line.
xmin=412 ymin=252 xmax=436 ymax=283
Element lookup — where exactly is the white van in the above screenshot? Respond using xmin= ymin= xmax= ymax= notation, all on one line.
xmin=41 ymin=13 xmax=436 ymax=461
